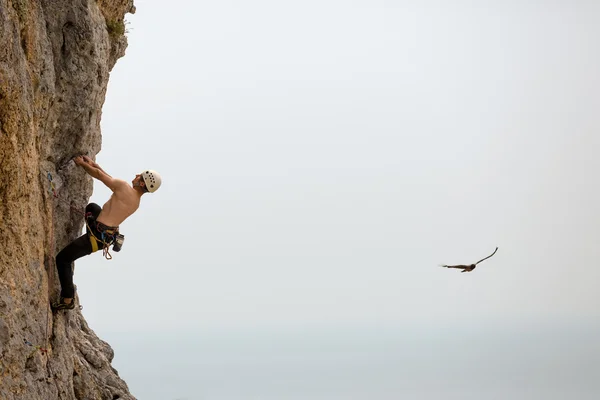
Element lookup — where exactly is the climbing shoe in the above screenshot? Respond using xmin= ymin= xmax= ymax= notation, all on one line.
xmin=51 ymin=298 xmax=75 ymax=311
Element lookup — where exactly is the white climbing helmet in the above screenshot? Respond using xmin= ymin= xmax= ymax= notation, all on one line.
xmin=141 ymin=170 xmax=162 ymax=193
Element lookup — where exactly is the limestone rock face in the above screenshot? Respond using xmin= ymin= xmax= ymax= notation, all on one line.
xmin=0 ymin=1 xmax=136 ymax=398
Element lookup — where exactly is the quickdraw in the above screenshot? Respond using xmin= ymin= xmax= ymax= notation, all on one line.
xmin=23 ymin=338 xmax=48 ymax=357
xmin=46 ymin=172 xmax=58 ymax=198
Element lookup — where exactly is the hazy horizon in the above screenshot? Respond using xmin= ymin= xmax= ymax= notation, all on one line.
xmin=100 ymin=320 xmax=600 ymax=400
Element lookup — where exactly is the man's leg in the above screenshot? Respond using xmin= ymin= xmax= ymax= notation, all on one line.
xmin=55 ymin=234 xmax=93 ymax=301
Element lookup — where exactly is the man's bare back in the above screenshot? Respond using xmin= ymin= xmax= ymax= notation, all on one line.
xmin=97 ymin=182 xmax=141 ymax=227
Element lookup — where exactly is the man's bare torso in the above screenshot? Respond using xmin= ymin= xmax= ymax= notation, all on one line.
xmin=96 ymin=180 xmax=141 ymax=227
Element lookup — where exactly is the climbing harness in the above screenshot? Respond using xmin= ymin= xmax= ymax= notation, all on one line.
xmin=84 ymin=217 xmax=120 ymax=260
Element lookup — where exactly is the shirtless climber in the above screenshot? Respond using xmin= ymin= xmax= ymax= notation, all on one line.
xmin=52 ymin=155 xmax=162 ymax=310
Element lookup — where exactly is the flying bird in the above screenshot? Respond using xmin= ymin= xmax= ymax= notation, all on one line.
xmin=441 ymin=247 xmax=499 ymax=273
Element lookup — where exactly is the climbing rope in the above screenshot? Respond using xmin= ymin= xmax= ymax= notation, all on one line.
xmin=41 ymin=172 xmax=62 ymax=356
xmin=44 ymin=304 xmax=50 ymax=353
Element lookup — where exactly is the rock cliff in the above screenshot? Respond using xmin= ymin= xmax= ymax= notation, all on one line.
xmin=0 ymin=0 xmax=137 ymax=398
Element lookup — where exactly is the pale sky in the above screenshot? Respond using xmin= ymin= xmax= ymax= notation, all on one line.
xmin=73 ymin=1 xmax=600 ymax=399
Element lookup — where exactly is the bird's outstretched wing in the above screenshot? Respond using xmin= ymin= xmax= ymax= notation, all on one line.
xmin=440 ymin=264 xmax=472 ymax=270
xmin=474 ymin=247 xmax=499 ymax=265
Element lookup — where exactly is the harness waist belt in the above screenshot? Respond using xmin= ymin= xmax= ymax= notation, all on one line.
xmin=96 ymin=221 xmax=119 ymax=234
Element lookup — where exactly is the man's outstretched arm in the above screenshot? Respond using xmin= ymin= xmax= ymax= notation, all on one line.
xmin=74 ymin=155 xmax=120 ymax=191
xmin=81 ymin=155 xmax=112 ymax=177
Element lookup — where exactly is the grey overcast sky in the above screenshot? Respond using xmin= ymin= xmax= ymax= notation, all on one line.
xmin=74 ymin=1 xmax=600 ymax=399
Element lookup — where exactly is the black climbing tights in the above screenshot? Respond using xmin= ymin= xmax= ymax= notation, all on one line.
xmin=55 ymin=203 xmax=101 ymax=298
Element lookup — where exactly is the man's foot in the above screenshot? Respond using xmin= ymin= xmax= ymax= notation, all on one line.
xmin=51 ymin=297 xmax=75 ymax=311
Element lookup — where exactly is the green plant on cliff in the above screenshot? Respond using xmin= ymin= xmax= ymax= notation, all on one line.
xmin=106 ymin=18 xmax=125 ymax=38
